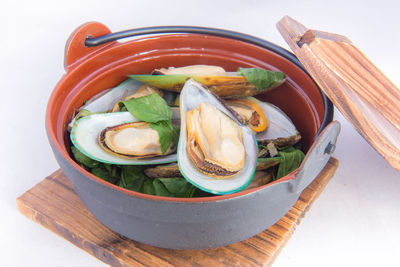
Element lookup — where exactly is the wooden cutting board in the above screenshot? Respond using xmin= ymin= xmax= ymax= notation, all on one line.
xmin=16 ymin=157 xmax=338 ymax=267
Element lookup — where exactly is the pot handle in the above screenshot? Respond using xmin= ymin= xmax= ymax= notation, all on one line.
xmin=84 ymin=25 xmax=285 ymax=50
xmin=290 ymin=121 xmax=341 ymax=194
xmin=66 ymin=23 xmax=304 ymax=73
xmin=82 ymin=25 xmax=304 ymax=68
xmin=64 ymin=22 xmax=113 ymax=69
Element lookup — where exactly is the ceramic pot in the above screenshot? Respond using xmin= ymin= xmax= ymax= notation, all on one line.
xmin=46 ymin=22 xmax=337 ymax=249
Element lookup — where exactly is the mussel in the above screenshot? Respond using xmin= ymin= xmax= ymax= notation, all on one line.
xmin=252 ymin=98 xmax=301 ymax=147
xmin=130 ymin=65 xmax=286 ymax=98
xmin=177 ymin=79 xmax=258 ymax=194
xmin=145 ymin=160 xmax=279 ymax=178
xmin=70 ymin=109 xmax=180 ymax=165
xmin=226 ymin=98 xmax=267 ymax=133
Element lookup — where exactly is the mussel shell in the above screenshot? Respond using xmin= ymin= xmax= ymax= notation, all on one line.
xmin=153 ymin=65 xmax=226 ymax=76
xmin=144 ymin=163 xmax=183 ymax=178
xmin=145 ymin=160 xmax=279 ymax=179
xmin=177 ymin=79 xmax=258 ymax=195
xmin=68 ymin=79 xmax=144 ymax=130
xmin=252 ymin=98 xmax=301 ymax=147
xmin=130 ymin=74 xmax=286 ymax=98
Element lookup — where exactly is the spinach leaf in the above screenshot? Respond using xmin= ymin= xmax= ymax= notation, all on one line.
xmin=71 ymin=146 xmax=99 ymax=169
xmin=257 ymin=145 xmax=305 ymax=179
xmin=145 ymin=178 xmax=197 ymax=198
xmin=275 ymin=147 xmax=305 ymax=178
xmin=91 ymin=165 xmax=120 ymax=184
xmin=142 ymin=179 xmax=156 ymax=195
xmin=119 ymin=165 xmax=147 ymax=191
xmin=237 ymin=68 xmax=285 ymax=90
xmin=120 ymin=93 xmax=172 ymax=122
xmin=150 ymin=120 xmax=179 ymax=154
xmin=158 ymin=178 xmax=197 ymax=198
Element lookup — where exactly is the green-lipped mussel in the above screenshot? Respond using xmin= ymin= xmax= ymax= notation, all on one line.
xmin=130 ymin=65 xmax=286 ymax=98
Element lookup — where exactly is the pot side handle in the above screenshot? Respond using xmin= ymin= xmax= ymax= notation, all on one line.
xmin=64 ymin=22 xmax=113 ymax=69
xmin=290 ymin=121 xmax=341 ymax=194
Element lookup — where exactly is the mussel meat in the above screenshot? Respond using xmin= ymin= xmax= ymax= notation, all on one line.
xmin=186 ymin=102 xmax=245 ymax=178
xmin=226 ymin=98 xmax=267 ymax=133
xmin=99 ymin=121 xmax=176 ymax=159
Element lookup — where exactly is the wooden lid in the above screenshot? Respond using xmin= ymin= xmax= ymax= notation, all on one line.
xmin=277 ymin=16 xmax=400 ymax=172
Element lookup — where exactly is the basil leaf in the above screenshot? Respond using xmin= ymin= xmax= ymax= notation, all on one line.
xmin=276 ymin=147 xmax=305 ymax=178
xmin=150 ymin=120 xmax=179 ymax=154
xmin=120 ymin=93 xmax=172 ymax=122
xmin=237 ymin=67 xmax=285 ymax=90
xmin=71 ymin=146 xmax=99 ymax=169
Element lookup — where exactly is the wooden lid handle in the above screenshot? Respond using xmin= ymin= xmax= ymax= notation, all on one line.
xmin=277 ymin=16 xmax=400 ymax=172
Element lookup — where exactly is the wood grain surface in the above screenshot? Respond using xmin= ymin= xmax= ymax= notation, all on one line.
xmin=277 ymin=16 xmax=400 ymax=172
xmin=17 ymin=158 xmax=338 ymax=267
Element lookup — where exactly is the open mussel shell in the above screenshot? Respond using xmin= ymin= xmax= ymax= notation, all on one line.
xmin=68 ymin=79 xmax=143 ymax=129
xmin=80 ymin=79 xmax=144 ymax=113
xmin=251 ymin=97 xmax=301 ymax=147
xmin=68 ymin=79 xmax=177 ymax=129
xmin=177 ymin=79 xmax=258 ymax=195
xmin=226 ymin=98 xmax=268 ymax=133
xmin=130 ymin=65 xmax=286 ymax=98
xmin=70 ymin=108 xmax=180 ymax=165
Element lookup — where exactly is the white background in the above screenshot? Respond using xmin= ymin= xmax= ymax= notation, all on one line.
xmin=2 ymin=0 xmax=400 ymax=266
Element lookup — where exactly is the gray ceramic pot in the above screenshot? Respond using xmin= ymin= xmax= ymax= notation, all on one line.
xmin=46 ymin=22 xmax=338 ymax=249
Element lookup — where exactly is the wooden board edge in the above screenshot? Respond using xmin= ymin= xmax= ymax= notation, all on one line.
xmin=16 ymin=196 xmax=136 ymax=267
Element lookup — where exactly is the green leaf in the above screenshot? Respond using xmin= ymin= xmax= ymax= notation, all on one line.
xmin=120 ymin=93 xmax=172 ymax=122
xmin=145 ymin=178 xmax=196 ymax=198
xmin=152 ymin=179 xmax=173 ymax=197
xmin=150 ymin=120 xmax=179 ymax=154
xmin=237 ymin=67 xmax=285 ymax=90
xmin=91 ymin=165 xmax=119 ymax=184
xmin=118 ymin=165 xmax=147 ymax=191
xmin=275 ymin=147 xmax=305 ymax=178
xmin=71 ymin=146 xmax=99 ymax=169
xmin=91 ymin=166 xmax=110 ymax=180
xmin=142 ymin=179 xmax=155 ymax=195
xmin=159 ymin=178 xmax=197 ymax=198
